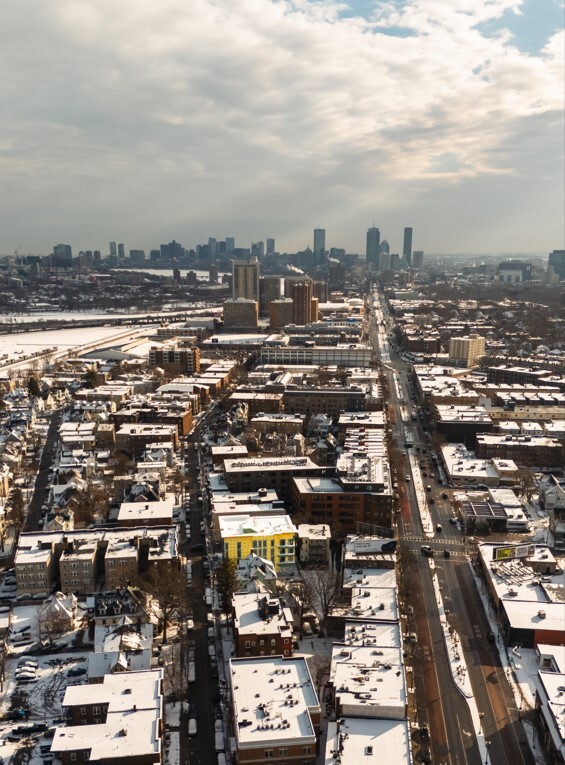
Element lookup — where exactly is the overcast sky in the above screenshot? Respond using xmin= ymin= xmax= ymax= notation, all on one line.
xmin=1 ymin=0 xmax=563 ymax=257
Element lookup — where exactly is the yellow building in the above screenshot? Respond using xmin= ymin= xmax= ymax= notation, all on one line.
xmin=219 ymin=514 xmax=297 ymax=568
xmin=448 ymin=333 xmax=486 ymax=368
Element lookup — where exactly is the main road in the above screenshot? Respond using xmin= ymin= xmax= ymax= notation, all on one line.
xmin=368 ymin=288 xmax=534 ymax=765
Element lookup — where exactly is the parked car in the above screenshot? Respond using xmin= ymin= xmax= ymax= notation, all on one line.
xmin=67 ymin=667 xmax=87 ymax=677
xmin=420 ymin=546 xmax=434 ymax=557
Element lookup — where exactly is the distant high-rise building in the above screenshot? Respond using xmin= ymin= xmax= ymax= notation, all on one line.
xmin=259 ymin=276 xmax=282 ymax=317
xmin=366 ymin=227 xmax=380 ymax=269
xmin=209 ymin=264 xmax=219 ymax=284
xmin=251 ymin=241 xmax=265 ymax=258
xmin=290 ymin=280 xmax=313 ymax=325
xmin=270 ymin=298 xmax=294 ymax=330
xmin=548 ymin=250 xmax=565 ymax=281
xmin=129 ymin=250 xmax=146 ymax=265
xmin=266 ymin=238 xmax=275 ymax=254
xmin=223 ymin=298 xmax=258 ymax=329
xmin=53 ymin=244 xmax=72 ymax=267
xmin=329 ymin=262 xmax=346 ymax=290
xmin=310 ymin=297 xmax=319 ymax=323
xmin=209 ymin=238 xmax=217 ymax=259
xmin=225 ymin=237 xmax=235 ymax=255
xmin=312 ymin=280 xmax=328 ymax=303
xmin=168 ymin=240 xmax=184 ymax=260
xmin=118 ymin=243 xmax=125 ymax=259
xmin=380 ymin=251 xmax=391 ymax=271
xmin=403 ymin=227 xmax=413 ymax=266
xmin=412 ymin=250 xmax=424 ymax=270
xmin=283 ymin=276 xmax=305 ymax=299
xmin=313 ymin=229 xmax=326 ymax=260
xmin=109 ymin=241 xmax=117 ymax=257
xmin=232 ymin=258 xmax=259 ymax=301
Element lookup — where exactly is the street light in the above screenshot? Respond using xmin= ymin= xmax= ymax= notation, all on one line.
xmin=485 ymin=740 xmax=491 ymax=764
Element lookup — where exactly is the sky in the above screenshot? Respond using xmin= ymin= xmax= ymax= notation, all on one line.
xmin=0 ymin=0 xmax=563 ymax=257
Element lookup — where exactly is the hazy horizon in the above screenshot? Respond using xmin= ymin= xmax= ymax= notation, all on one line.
xmin=1 ymin=1 xmax=563 ymax=255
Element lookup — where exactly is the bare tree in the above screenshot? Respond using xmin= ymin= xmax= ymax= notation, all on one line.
xmin=72 ymin=480 xmax=110 ymax=526
xmin=39 ymin=606 xmax=71 ymax=646
xmin=8 ymin=486 xmax=25 ymax=533
xmin=517 ymin=469 xmax=537 ymax=503
xmin=302 ymin=569 xmax=343 ymax=637
xmin=140 ymin=567 xmax=187 ymax=644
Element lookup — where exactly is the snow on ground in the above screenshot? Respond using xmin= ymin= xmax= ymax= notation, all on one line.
xmin=0 ymin=326 xmax=149 ymax=365
xmin=164 ymin=731 xmax=180 ymax=765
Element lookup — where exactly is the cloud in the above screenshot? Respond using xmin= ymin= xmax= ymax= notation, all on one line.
xmin=0 ymin=0 xmax=562 ymax=254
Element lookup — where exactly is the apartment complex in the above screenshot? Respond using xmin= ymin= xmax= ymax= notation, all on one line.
xmin=448 ymin=333 xmax=486 ymax=367
xmin=51 ymin=670 xmax=164 ymax=765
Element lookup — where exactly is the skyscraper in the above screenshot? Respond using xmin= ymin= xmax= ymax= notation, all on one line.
xmin=259 ymin=275 xmax=282 ymax=317
xmin=118 ymin=243 xmax=125 ymax=259
xmin=412 ymin=251 xmax=424 ymax=270
xmin=313 ymin=229 xmax=326 ymax=260
xmin=109 ymin=241 xmax=117 ymax=257
xmin=548 ymin=250 xmax=565 ymax=281
xmin=225 ymin=237 xmax=235 ymax=255
xmin=266 ymin=238 xmax=275 ymax=255
xmin=366 ymin=227 xmax=380 ymax=269
xmin=290 ymin=280 xmax=313 ymax=325
xmin=403 ymin=227 xmax=413 ymax=266
xmin=208 ymin=238 xmax=217 ymax=259
xmin=232 ymin=258 xmax=259 ymax=301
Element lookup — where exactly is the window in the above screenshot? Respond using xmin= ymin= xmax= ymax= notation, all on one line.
xmin=83 ymin=753 xmax=90 ymax=761
xmin=93 ymin=707 xmax=100 ymax=715
xmin=303 ymin=747 xmax=312 ymax=755
xmin=70 ymin=755 xmax=77 ymax=762
xmin=80 ymin=708 xmax=86 ymax=715
xmin=245 ymin=641 xmax=251 ymax=648
xmin=271 ymin=639 xmax=276 ymax=646
xmin=260 ymin=639 xmax=264 ymax=646
xmin=264 ymin=751 xmax=274 ymax=759
xmin=279 ymin=749 xmax=288 ymax=757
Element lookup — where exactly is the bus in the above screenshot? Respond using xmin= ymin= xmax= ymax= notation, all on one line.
xmin=404 ymin=428 xmax=414 ymax=449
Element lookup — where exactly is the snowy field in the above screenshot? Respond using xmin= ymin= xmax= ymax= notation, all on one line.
xmin=0 ymin=326 xmax=153 ymax=369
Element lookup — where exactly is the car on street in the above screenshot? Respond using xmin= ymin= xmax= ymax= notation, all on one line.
xmin=420 ymin=545 xmax=434 ymax=557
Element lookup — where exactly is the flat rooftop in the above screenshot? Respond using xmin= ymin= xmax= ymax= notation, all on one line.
xmin=330 ymin=642 xmax=407 ymax=716
xmin=219 ymin=514 xmax=297 ymax=539
xmin=324 ymin=718 xmax=412 ymax=765
xmin=230 ymin=656 xmax=320 ymax=748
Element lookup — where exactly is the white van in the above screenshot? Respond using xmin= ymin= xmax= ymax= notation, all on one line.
xmin=188 ymin=718 xmax=197 ymax=737
xmin=188 ymin=662 xmax=196 ymax=683
xmin=215 ymin=732 xmax=224 ymax=752
xmin=217 ymin=754 xmax=227 ymax=765
xmin=208 ymin=644 xmax=216 ymax=659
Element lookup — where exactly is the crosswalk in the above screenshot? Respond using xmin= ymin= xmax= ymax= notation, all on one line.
xmin=400 ymin=535 xmax=465 ymax=548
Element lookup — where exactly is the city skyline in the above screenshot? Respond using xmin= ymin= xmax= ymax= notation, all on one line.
xmin=0 ymin=0 xmax=563 ymax=255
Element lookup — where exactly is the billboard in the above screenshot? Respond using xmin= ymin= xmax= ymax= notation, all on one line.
xmin=494 ymin=544 xmax=535 ymax=561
